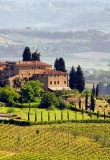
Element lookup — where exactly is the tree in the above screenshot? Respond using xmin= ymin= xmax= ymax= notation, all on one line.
xmin=85 ymin=93 xmax=88 ymax=110
xmin=21 ymin=85 xmax=34 ymax=102
xmin=59 ymin=58 xmax=66 ymax=72
xmin=54 ymin=57 xmax=66 ymax=72
xmin=96 ymin=84 xmax=99 ymax=98
xmin=21 ymin=80 xmax=44 ymax=102
xmin=92 ymin=84 xmax=96 ymax=97
xmin=0 ymin=85 xmax=20 ymax=105
xmin=69 ymin=66 xmax=76 ymax=89
xmin=75 ymin=65 xmax=85 ymax=92
xmin=90 ymin=94 xmax=95 ymax=112
xmin=22 ymin=47 xmax=31 ymax=61
xmin=31 ymin=50 xmax=41 ymax=61
xmin=27 ymin=80 xmax=44 ymax=96
xmin=54 ymin=58 xmax=60 ymax=71
xmin=40 ymin=92 xmax=59 ymax=109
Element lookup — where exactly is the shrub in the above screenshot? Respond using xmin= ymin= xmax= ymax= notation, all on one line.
xmin=40 ymin=92 xmax=59 ymax=109
xmin=7 ymin=107 xmax=15 ymax=113
xmin=58 ymin=98 xmax=69 ymax=110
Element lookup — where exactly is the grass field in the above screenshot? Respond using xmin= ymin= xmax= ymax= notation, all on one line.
xmin=0 ymin=107 xmax=104 ymax=122
xmin=0 ymin=123 xmax=110 ymax=159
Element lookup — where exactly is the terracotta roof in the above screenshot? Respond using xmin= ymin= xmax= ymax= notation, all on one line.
xmin=16 ymin=61 xmax=51 ymax=67
xmin=0 ymin=62 xmax=7 ymax=66
xmin=0 ymin=66 xmax=5 ymax=71
xmin=33 ymin=69 xmax=68 ymax=75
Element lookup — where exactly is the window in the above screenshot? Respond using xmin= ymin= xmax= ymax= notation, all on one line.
xmin=42 ymin=75 xmax=43 ymax=78
xmin=54 ymin=75 xmax=56 ymax=77
xmin=54 ymin=81 xmax=56 ymax=84
xmin=50 ymin=81 xmax=52 ymax=85
xmin=57 ymin=75 xmax=59 ymax=77
xmin=32 ymin=67 xmax=33 ymax=69
xmin=64 ymin=75 xmax=66 ymax=77
xmin=29 ymin=73 xmax=30 ymax=75
xmin=64 ymin=81 xmax=66 ymax=84
xmin=57 ymin=81 xmax=59 ymax=84
xmin=36 ymin=75 xmax=38 ymax=78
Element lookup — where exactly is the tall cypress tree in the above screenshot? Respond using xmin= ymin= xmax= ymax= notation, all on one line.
xmin=96 ymin=84 xmax=99 ymax=98
xmin=91 ymin=94 xmax=95 ymax=112
xmin=54 ymin=57 xmax=66 ymax=72
xmin=92 ymin=84 xmax=96 ymax=97
xmin=85 ymin=93 xmax=88 ymax=110
xmin=59 ymin=57 xmax=66 ymax=72
xmin=69 ymin=66 xmax=76 ymax=89
xmin=22 ymin=47 xmax=31 ymax=61
xmin=54 ymin=58 xmax=60 ymax=71
xmin=75 ymin=65 xmax=85 ymax=92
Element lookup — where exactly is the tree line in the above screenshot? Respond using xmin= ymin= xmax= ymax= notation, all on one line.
xmin=23 ymin=47 xmax=41 ymax=61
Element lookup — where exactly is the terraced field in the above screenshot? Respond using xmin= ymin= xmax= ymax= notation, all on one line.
xmin=0 ymin=123 xmax=110 ymax=160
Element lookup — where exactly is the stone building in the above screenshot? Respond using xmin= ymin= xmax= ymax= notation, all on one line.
xmin=0 ymin=60 xmax=69 ymax=91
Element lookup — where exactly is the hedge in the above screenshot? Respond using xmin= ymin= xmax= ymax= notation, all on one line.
xmin=0 ymin=118 xmax=110 ymax=126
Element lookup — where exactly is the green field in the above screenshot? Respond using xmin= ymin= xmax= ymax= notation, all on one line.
xmin=0 ymin=123 xmax=110 ymax=160
xmin=0 ymin=107 xmax=103 ymax=122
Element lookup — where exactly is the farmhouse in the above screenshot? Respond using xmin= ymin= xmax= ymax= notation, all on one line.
xmin=0 ymin=60 xmax=69 ymax=91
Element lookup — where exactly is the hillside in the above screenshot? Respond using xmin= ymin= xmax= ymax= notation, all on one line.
xmin=0 ymin=29 xmax=110 ymax=60
xmin=0 ymin=123 xmax=110 ymax=159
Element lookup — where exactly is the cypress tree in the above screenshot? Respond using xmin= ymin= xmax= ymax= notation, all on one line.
xmin=54 ymin=57 xmax=66 ymax=72
xmin=69 ymin=66 xmax=76 ymax=89
xmin=91 ymin=94 xmax=95 ymax=112
xmin=78 ymin=98 xmax=81 ymax=109
xmin=31 ymin=50 xmax=40 ymax=61
xmin=54 ymin=58 xmax=60 ymax=71
xmin=35 ymin=111 xmax=37 ymax=122
xmin=92 ymin=84 xmax=96 ymax=97
xmin=28 ymin=112 xmax=30 ymax=121
xmin=54 ymin=113 xmax=56 ymax=121
xmin=85 ymin=93 xmax=88 ymax=110
xmin=23 ymin=47 xmax=31 ymax=61
xmin=96 ymin=84 xmax=99 ymax=98
xmin=59 ymin=57 xmax=66 ymax=72
xmin=48 ymin=112 xmax=50 ymax=121
xmin=75 ymin=65 xmax=85 ymax=92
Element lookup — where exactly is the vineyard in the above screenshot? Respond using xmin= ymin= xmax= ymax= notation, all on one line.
xmin=0 ymin=123 xmax=110 ymax=160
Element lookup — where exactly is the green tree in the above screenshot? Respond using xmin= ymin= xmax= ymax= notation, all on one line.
xmin=21 ymin=85 xmax=34 ymax=102
xmin=96 ymin=84 xmax=99 ymax=98
xmin=90 ymin=94 xmax=95 ymax=112
xmin=75 ymin=65 xmax=85 ymax=92
xmin=92 ymin=84 xmax=96 ymax=97
xmin=78 ymin=98 xmax=81 ymax=109
xmin=54 ymin=58 xmax=60 ymax=71
xmin=31 ymin=50 xmax=40 ymax=61
xmin=59 ymin=57 xmax=66 ymax=72
xmin=85 ymin=93 xmax=88 ymax=110
xmin=27 ymin=80 xmax=44 ymax=97
xmin=69 ymin=66 xmax=76 ymax=89
xmin=40 ymin=92 xmax=59 ymax=108
xmin=0 ymin=85 xmax=20 ymax=105
xmin=22 ymin=47 xmax=31 ymax=61
xmin=54 ymin=57 xmax=66 ymax=72
xmin=21 ymin=80 xmax=44 ymax=102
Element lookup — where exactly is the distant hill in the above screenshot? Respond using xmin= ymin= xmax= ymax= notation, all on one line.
xmin=0 ymin=29 xmax=110 ymax=59
xmin=0 ymin=0 xmax=110 ymax=31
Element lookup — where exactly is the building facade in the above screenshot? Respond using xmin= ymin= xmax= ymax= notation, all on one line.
xmin=0 ymin=60 xmax=69 ymax=91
